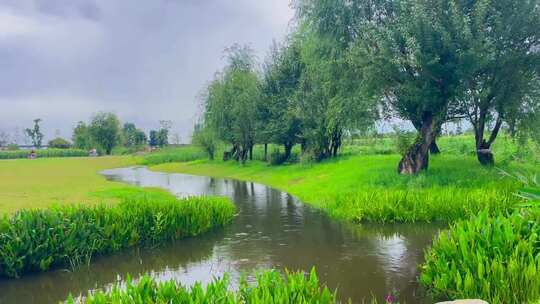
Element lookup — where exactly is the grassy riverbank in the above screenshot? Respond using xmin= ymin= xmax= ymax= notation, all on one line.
xmin=151 ymin=153 xmax=528 ymax=223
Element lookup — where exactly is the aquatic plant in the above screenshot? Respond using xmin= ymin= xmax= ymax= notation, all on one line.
xmin=499 ymin=170 xmax=540 ymax=208
xmin=420 ymin=210 xmax=540 ymax=304
xmin=0 ymin=195 xmax=235 ymax=278
xmin=65 ymin=268 xmax=339 ymax=304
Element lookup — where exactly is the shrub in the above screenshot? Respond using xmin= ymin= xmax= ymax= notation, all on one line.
xmin=0 ymin=195 xmax=235 ymax=278
xmin=0 ymin=149 xmax=87 ymax=159
xmin=268 ymin=149 xmax=288 ymax=166
xmin=420 ymin=210 xmax=540 ymax=304
xmin=192 ymin=127 xmax=218 ymax=160
xmin=65 ymin=268 xmax=339 ymax=303
xmin=48 ymin=137 xmax=72 ymax=149
xmin=393 ymin=129 xmax=415 ymax=156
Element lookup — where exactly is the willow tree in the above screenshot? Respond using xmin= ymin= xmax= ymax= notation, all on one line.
xmin=453 ymin=0 xmax=540 ymax=166
xmin=203 ymin=44 xmax=260 ymax=163
xmin=292 ymin=2 xmax=379 ymax=161
xmin=260 ymin=38 xmax=305 ymax=161
xmin=349 ymin=0 xmax=472 ymax=174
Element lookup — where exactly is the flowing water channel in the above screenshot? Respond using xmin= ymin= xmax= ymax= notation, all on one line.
xmin=0 ymin=167 xmax=441 ymax=303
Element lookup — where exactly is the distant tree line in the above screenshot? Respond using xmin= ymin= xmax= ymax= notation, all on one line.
xmin=72 ymin=113 xmax=171 ymax=155
xmin=195 ymin=0 xmax=540 ymax=174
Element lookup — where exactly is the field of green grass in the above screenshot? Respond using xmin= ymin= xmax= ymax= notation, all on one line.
xmin=0 ymin=156 xmax=140 ymax=213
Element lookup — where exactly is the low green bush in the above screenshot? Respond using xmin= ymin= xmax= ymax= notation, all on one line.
xmin=66 ymin=268 xmax=339 ymax=303
xmin=0 ymin=148 xmax=87 ymax=159
xmin=269 ymin=149 xmax=288 ymax=166
xmin=420 ymin=210 xmax=540 ymax=304
xmin=48 ymin=137 xmax=72 ymax=149
xmin=0 ymin=195 xmax=235 ymax=278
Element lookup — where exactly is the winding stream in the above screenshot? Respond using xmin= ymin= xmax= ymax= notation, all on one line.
xmin=0 ymin=167 xmax=440 ymax=303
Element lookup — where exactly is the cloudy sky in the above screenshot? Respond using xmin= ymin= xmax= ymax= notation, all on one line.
xmin=0 ymin=0 xmax=294 ymax=143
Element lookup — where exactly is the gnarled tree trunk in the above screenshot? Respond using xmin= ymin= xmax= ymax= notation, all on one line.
xmin=429 ymin=140 xmax=441 ymax=154
xmin=284 ymin=142 xmax=293 ymax=161
xmin=398 ymin=112 xmax=438 ymax=174
xmin=330 ymin=128 xmax=342 ymax=158
xmin=474 ymin=114 xmax=502 ymax=167
xmin=414 ymin=118 xmax=441 ymax=155
xmin=476 ymin=142 xmax=494 ymax=166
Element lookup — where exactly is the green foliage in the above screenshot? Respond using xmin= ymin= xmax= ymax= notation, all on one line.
xmin=260 ymin=38 xmax=304 ymax=156
xmin=451 ymin=0 xmax=540 ymax=164
xmin=25 ymin=118 xmax=44 ymax=148
xmin=500 ymin=170 xmax=540 ymax=208
xmin=48 ymin=137 xmax=72 ymax=149
xmin=88 ymin=112 xmax=122 ymax=155
xmin=72 ymin=121 xmax=93 ymax=150
xmin=142 ymin=146 xmax=208 ymax=165
xmin=420 ymin=210 xmax=540 ymax=304
xmin=0 ymin=149 xmax=87 ymax=159
xmin=66 ymin=268 xmax=339 ymax=304
xmin=392 ymin=128 xmax=415 ymax=156
xmin=0 ymin=192 xmax=235 ymax=278
xmin=149 ymin=129 xmax=168 ymax=148
xmin=192 ymin=124 xmax=218 ymax=160
xmin=122 ymin=123 xmax=147 ymax=148
xmin=203 ymin=44 xmax=260 ymax=163
xmin=268 ymin=148 xmax=289 ymax=166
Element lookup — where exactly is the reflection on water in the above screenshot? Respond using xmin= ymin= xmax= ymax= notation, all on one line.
xmin=0 ymin=167 xmax=440 ymax=303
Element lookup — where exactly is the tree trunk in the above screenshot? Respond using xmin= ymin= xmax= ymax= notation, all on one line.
xmin=414 ymin=119 xmax=441 ymax=155
xmin=476 ymin=142 xmax=494 ymax=166
xmin=398 ymin=113 xmax=437 ymax=174
xmin=300 ymin=138 xmax=307 ymax=153
xmin=264 ymin=143 xmax=268 ymax=161
xmin=225 ymin=145 xmax=239 ymax=161
xmin=429 ymin=140 xmax=441 ymax=154
xmin=474 ymin=114 xmax=502 ymax=167
xmin=239 ymin=146 xmax=248 ymax=164
xmin=284 ymin=142 xmax=293 ymax=161
xmin=249 ymin=145 xmax=253 ymax=161
xmin=331 ymin=129 xmax=342 ymax=157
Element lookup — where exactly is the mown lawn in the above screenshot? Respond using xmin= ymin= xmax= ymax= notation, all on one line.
xmin=0 ymin=156 xmax=140 ymax=214
xmin=151 ymin=152 xmax=535 ymax=223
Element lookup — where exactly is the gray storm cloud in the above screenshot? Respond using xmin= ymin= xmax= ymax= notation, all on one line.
xmin=0 ymin=0 xmax=294 ymax=142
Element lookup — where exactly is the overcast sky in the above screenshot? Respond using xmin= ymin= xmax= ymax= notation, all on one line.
xmin=0 ymin=0 xmax=294 ymax=143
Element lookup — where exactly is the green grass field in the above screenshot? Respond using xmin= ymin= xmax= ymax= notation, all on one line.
xmin=0 ymin=156 xmax=140 ymax=213
xmin=150 ymin=135 xmax=538 ymax=223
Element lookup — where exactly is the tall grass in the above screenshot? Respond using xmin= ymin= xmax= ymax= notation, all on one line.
xmin=153 ymin=154 xmax=526 ymax=223
xmin=141 ymin=146 xmax=208 ymax=165
xmin=0 ymin=148 xmax=87 ymax=159
xmin=0 ymin=194 xmax=235 ymax=278
xmin=66 ymin=268 xmax=339 ymax=303
xmin=420 ymin=210 xmax=540 ymax=304
xmin=326 ymin=186 xmax=517 ymax=223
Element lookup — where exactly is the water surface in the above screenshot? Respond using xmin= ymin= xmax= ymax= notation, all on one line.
xmin=0 ymin=167 xmax=439 ymax=303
